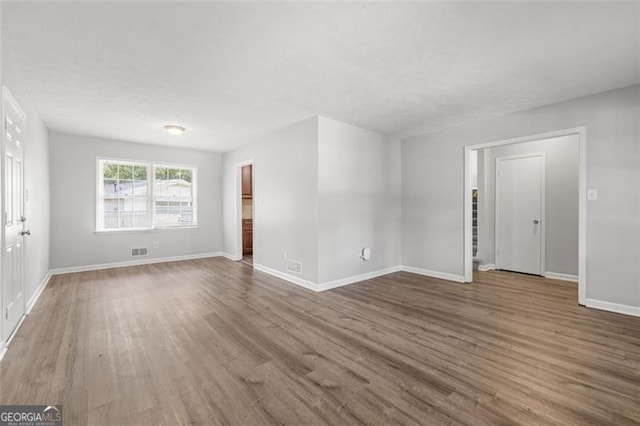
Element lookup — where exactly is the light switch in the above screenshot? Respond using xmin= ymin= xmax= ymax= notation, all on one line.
xmin=587 ymin=189 xmax=598 ymax=201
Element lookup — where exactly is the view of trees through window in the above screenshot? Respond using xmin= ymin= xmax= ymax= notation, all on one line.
xmin=98 ymin=159 xmax=196 ymax=231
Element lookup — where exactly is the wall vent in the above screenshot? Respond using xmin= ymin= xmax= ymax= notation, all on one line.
xmin=131 ymin=247 xmax=148 ymax=257
xmin=286 ymin=259 xmax=302 ymax=275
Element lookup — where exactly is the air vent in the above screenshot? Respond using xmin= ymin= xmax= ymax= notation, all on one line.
xmin=286 ymin=258 xmax=302 ymax=275
xmin=131 ymin=247 xmax=148 ymax=257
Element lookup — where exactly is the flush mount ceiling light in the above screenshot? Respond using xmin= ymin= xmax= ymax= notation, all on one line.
xmin=164 ymin=124 xmax=185 ymax=136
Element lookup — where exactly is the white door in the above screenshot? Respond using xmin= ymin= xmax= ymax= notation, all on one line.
xmin=495 ymin=153 xmax=545 ymax=275
xmin=2 ymin=87 xmax=26 ymax=341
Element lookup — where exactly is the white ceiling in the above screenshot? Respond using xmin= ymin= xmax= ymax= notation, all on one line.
xmin=3 ymin=2 xmax=639 ymax=152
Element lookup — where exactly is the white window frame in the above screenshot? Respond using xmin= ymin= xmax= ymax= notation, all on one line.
xmin=96 ymin=157 xmax=198 ymax=233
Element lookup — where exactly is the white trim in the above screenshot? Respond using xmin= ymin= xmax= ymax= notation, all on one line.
xmin=464 ymin=127 xmax=586 ymax=306
xmin=495 ymin=152 xmax=546 ymax=275
xmin=478 ymin=263 xmax=496 ymax=272
xmin=585 ymin=299 xmax=640 ymax=318
xmin=400 ymin=265 xmax=465 ymax=283
xmin=253 ymin=263 xmax=319 ymax=292
xmin=223 ymin=252 xmax=241 ymax=261
xmin=0 ymin=312 xmax=27 ymax=362
xmin=545 ymin=271 xmax=578 ymax=282
xmin=254 ymin=263 xmax=405 ymax=292
xmin=49 ymin=252 xmax=223 ymax=275
xmin=577 ymin=129 xmax=587 ymax=305
xmin=317 ymin=266 xmax=402 ymax=291
xmin=26 ymin=273 xmax=52 ymax=314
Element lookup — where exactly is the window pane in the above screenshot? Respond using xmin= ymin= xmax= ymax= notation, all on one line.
xmin=103 ymin=163 xmax=118 ymax=179
xmin=152 ymin=166 xmax=195 ymax=226
xmin=102 ymin=198 xmax=118 ymax=229
xmin=155 ymin=167 xmax=167 ymax=180
xmin=104 ymin=179 xmax=117 ymax=196
xmin=117 ymin=181 xmax=134 ymax=196
xmin=98 ymin=160 xmax=149 ymax=231
xmin=133 ymin=180 xmax=147 ymax=196
xmin=134 ymin=166 xmax=147 ymax=180
xmin=119 ymin=165 xmax=133 ymax=180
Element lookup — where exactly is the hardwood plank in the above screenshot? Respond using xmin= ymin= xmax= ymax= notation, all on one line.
xmin=0 ymin=259 xmax=638 ymax=425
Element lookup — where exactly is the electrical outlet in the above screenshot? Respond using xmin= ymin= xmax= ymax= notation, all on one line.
xmin=587 ymin=189 xmax=598 ymax=201
xmin=283 ymin=252 xmax=287 ymax=260
xmin=153 ymin=241 xmax=159 ymax=249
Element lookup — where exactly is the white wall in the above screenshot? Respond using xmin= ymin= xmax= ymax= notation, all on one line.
xmin=222 ymin=117 xmax=320 ymax=283
xmin=402 ymin=85 xmax=640 ymax=308
xmin=317 ymin=117 xmax=400 ymax=283
xmin=1 ymin=40 xmax=51 ymax=319
xmin=49 ymin=132 xmax=222 ymax=269
xmin=476 ymin=135 xmax=579 ymax=276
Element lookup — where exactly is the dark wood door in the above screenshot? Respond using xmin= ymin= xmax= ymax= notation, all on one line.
xmin=242 ymin=219 xmax=253 ymax=255
xmin=242 ymin=165 xmax=252 ymax=199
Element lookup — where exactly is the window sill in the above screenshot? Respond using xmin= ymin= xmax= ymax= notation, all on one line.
xmin=95 ymin=225 xmax=199 ymax=235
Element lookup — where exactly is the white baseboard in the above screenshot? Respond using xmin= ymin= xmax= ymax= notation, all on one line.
xmin=26 ymin=272 xmax=52 ymax=314
xmin=49 ymin=252 xmax=223 ymax=275
xmin=585 ymin=299 xmax=640 ymax=317
xmin=1 ymin=271 xmax=53 ymax=363
xmin=317 ymin=266 xmax=402 ymax=292
xmin=545 ymin=271 xmax=579 ymax=282
xmin=478 ymin=263 xmax=496 ymax=272
xmin=254 ymin=263 xmax=404 ymax=292
xmin=223 ymin=252 xmax=241 ymax=261
xmin=400 ymin=265 xmax=465 ymax=283
xmin=253 ymin=263 xmax=319 ymax=292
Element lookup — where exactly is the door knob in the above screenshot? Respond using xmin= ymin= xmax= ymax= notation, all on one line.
xmin=533 ymin=220 xmax=540 ymax=224
xmin=20 ymin=230 xmax=30 ymax=236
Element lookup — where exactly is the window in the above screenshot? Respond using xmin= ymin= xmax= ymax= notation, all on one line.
xmin=97 ymin=159 xmax=197 ymax=232
xmin=153 ymin=165 xmax=196 ymax=227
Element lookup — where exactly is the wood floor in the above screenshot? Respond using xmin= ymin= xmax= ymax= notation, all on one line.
xmin=1 ymin=258 xmax=639 ymax=425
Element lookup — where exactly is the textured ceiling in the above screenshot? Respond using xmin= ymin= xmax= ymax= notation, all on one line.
xmin=3 ymin=2 xmax=639 ymax=151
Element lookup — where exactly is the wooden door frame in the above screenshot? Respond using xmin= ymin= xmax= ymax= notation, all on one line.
xmin=463 ymin=127 xmax=587 ymax=306
xmin=494 ymin=152 xmax=546 ymax=275
xmin=234 ymin=159 xmax=254 ymax=261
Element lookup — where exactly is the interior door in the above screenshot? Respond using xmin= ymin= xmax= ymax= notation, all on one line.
xmin=495 ymin=153 xmax=544 ymax=275
xmin=2 ymin=87 xmax=26 ymax=341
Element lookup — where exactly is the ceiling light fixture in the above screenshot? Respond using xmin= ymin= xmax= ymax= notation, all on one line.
xmin=164 ymin=124 xmax=185 ymax=136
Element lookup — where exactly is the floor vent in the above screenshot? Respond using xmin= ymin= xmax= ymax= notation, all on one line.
xmin=286 ymin=259 xmax=302 ymax=275
xmin=131 ymin=247 xmax=148 ymax=257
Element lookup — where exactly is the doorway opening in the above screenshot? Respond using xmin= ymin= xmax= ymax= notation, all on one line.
xmin=241 ymin=164 xmax=253 ymax=265
xmin=235 ymin=160 xmax=254 ymax=266
xmin=464 ymin=128 xmax=586 ymax=305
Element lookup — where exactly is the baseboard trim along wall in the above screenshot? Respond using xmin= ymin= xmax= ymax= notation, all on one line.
xmin=317 ymin=266 xmax=403 ymax=292
xmin=400 ymin=265 xmax=466 ymax=283
xmin=222 ymin=252 xmax=242 ymax=261
xmin=478 ymin=263 xmax=496 ymax=271
xmin=253 ymin=263 xmax=319 ymax=292
xmin=585 ymin=299 xmax=640 ymax=318
xmin=49 ymin=252 xmax=223 ymax=275
xmin=545 ymin=271 xmax=579 ymax=282
xmin=27 ymin=273 xmax=53 ymax=314
xmin=1 ymin=272 xmax=53 ymax=363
